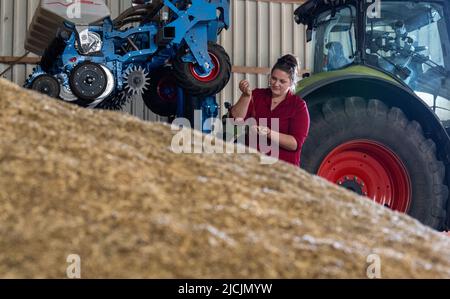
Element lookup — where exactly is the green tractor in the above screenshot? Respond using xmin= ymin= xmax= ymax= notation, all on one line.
xmin=294 ymin=0 xmax=450 ymax=230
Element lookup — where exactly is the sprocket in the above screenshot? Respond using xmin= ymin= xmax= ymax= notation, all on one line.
xmin=123 ymin=65 xmax=150 ymax=96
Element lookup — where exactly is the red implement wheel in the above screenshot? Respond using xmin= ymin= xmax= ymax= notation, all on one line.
xmin=173 ymin=42 xmax=231 ymax=97
xmin=142 ymin=67 xmax=178 ymax=117
xmin=157 ymin=76 xmax=178 ymax=103
xmin=188 ymin=52 xmax=221 ymax=82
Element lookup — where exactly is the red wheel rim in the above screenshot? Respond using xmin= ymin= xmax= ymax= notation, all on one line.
xmin=157 ymin=76 xmax=177 ymax=103
xmin=189 ymin=53 xmax=220 ymax=82
xmin=317 ymin=140 xmax=412 ymax=212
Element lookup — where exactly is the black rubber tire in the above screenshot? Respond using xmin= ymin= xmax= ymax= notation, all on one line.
xmin=301 ymin=97 xmax=448 ymax=230
xmin=69 ymin=62 xmax=108 ymax=102
xmin=142 ymin=67 xmax=178 ymax=117
xmin=30 ymin=74 xmax=60 ymax=98
xmin=173 ymin=42 xmax=231 ymax=97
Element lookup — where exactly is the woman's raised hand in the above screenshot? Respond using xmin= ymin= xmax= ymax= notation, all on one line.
xmin=239 ymin=80 xmax=252 ymax=97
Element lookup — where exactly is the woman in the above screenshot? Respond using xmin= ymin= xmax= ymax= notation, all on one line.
xmin=231 ymin=54 xmax=310 ymax=166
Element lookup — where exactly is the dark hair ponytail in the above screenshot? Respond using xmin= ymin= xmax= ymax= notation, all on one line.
xmin=271 ymin=54 xmax=299 ymax=90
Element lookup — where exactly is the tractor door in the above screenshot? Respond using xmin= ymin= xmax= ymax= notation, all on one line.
xmin=309 ymin=4 xmax=357 ymax=73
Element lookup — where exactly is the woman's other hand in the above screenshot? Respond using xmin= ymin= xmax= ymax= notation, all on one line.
xmin=257 ymin=125 xmax=271 ymax=137
xmin=250 ymin=125 xmax=271 ymax=137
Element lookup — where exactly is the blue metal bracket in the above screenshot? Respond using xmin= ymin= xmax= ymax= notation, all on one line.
xmin=183 ymin=26 xmax=213 ymax=74
xmin=201 ymin=96 xmax=219 ymax=134
xmin=175 ymin=90 xmax=219 ymax=134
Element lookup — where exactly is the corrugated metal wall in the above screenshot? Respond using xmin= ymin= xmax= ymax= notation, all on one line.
xmin=0 ymin=0 xmax=306 ymax=120
xmin=0 ymin=0 xmax=38 ymax=84
xmin=219 ymin=0 xmax=306 ymax=111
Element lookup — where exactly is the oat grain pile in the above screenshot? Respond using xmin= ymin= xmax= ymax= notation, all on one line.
xmin=0 ymin=78 xmax=449 ymax=278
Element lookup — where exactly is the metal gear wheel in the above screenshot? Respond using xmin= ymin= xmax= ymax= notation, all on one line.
xmin=123 ymin=65 xmax=150 ymax=96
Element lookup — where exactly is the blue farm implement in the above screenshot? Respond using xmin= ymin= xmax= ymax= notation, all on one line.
xmin=24 ymin=0 xmax=231 ymax=116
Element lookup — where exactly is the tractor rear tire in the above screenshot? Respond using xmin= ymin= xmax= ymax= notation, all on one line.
xmin=173 ymin=42 xmax=231 ymax=97
xmin=301 ymin=97 xmax=448 ymax=230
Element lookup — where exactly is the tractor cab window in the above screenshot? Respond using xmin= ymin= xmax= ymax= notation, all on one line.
xmin=365 ymin=1 xmax=450 ymax=121
xmin=310 ymin=5 xmax=356 ymax=73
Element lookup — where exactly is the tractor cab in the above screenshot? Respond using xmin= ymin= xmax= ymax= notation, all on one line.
xmin=295 ymin=0 xmax=450 ymax=123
